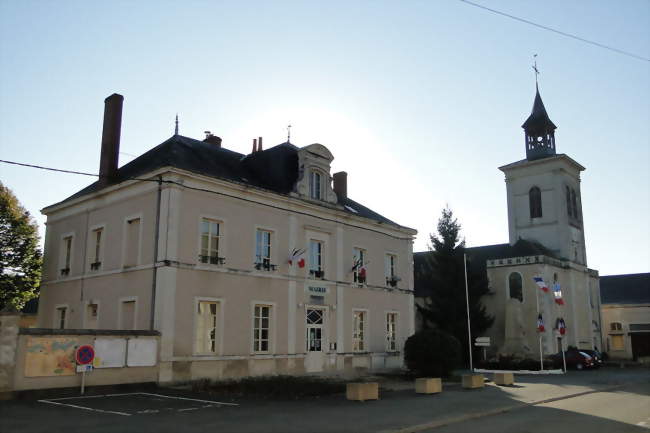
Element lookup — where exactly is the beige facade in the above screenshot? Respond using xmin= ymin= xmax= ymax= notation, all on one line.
xmin=37 ymin=109 xmax=416 ymax=383
xmin=601 ymin=304 xmax=650 ymax=360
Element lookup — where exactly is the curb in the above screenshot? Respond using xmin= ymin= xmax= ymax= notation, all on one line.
xmin=383 ymin=383 xmax=628 ymax=433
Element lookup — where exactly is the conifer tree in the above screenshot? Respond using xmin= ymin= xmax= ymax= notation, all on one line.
xmin=416 ymin=207 xmax=493 ymax=366
xmin=0 ymin=181 xmax=42 ymax=311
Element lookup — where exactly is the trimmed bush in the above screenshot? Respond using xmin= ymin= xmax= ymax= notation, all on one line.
xmin=404 ymin=329 xmax=461 ymax=377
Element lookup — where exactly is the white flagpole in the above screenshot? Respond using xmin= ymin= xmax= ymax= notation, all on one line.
xmin=464 ymin=253 xmax=473 ymax=372
xmin=536 ymin=284 xmax=543 ymax=371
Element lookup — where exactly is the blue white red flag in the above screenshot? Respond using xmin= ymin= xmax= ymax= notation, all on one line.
xmin=553 ymin=283 xmax=564 ymax=305
xmin=533 ymin=276 xmax=550 ymax=292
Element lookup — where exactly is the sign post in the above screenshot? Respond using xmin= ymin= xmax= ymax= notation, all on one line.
xmin=474 ymin=337 xmax=490 ymax=361
xmin=75 ymin=345 xmax=95 ymax=395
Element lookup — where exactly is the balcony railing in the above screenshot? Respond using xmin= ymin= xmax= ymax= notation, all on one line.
xmin=199 ymin=255 xmax=226 ymax=265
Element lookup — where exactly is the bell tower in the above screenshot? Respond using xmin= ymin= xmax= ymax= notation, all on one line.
xmin=500 ymin=85 xmax=588 ymax=266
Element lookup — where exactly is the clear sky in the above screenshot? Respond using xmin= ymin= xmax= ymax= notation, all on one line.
xmin=1 ymin=0 xmax=648 ymax=276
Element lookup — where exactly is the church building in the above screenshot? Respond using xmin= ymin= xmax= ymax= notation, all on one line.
xmin=416 ymin=84 xmax=602 ymax=359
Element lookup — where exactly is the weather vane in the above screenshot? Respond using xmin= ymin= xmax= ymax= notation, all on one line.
xmin=287 ymin=123 xmax=292 ymax=143
xmin=532 ymin=54 xmax=540 ymax=86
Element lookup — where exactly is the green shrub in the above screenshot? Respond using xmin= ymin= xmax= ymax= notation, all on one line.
xmin=404 ymin=329 xmax=461 ymax=377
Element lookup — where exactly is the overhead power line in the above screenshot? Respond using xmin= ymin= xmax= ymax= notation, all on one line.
xmin=458 ymin=0 xmax=650 ymax=62
xmin=0 ymin=158 xmax=413 ymax=240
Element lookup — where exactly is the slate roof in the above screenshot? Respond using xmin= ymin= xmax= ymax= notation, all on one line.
xmin=522 ymin=86 xmax=557 ymax=133
xmin=600 ymin=273 xmax=650 ymax=305
xmin=51 ymin=135 xmax=401 ymax=228
xmin=413 ymin=239 xmax=556 ymax=298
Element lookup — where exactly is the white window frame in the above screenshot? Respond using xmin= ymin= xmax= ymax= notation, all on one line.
xmin=385 ymin=252 xmax=398 ymax=286
xmin=59 ymin=232 xmax=75 ymax=278
xmin=82 ymin=300 xmax=101 ymax=329
xmin=352 ymin=309 xmax=369 ymax=353
xmin=198 ymin=215 xmax=225 ymax=266
xmin=309 ymin=169 xmax=323 ymax=200
xmin=309 ymin=239 xmax=325 ymax=279
xmin=122 ymin=213 xmax=143 ymax=268
xmin=385 ymin=311 xmax=399 ymax=352
xmin=352 ymin=247 xmax=367 ymax=284
xmin=117 ymin=296 xmax=138 ymax=330
xmin=53 ymin=304 xmax=69 ymax=329
xmin=193 ymin=297 xmax=225 ymax=355
xmin=88 ymin=223 xmax=106 ymax=271
xmin=251 ymin=301 xmax=276 ymax=354
xmin=254 ymin=227 xmax=275 ymax=271
xmin=305 ymin=305 xmax=328 ymax=353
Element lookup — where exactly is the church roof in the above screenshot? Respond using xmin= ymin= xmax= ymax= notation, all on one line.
xmin=521 ymin=86 xmax=557 ymax=133
xmin=600 ymin=273 xmax=650 ymax=305
xmin=47 ymin=135 xmax=402 ymax=228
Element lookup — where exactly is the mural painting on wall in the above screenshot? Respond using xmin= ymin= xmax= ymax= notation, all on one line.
xmin=25 ymin=337 xmax=77 ymax=377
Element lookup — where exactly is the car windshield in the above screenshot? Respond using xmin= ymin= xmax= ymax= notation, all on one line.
xmin=579 ymin=351 xmax=592 ymax=359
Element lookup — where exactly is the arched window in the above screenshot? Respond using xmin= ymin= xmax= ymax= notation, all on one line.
xmin=571 ymin=189 xmax=579 ymax=219
xmin=508 ymin=272 xmax=523 ymax=302
xmin=529 ymin=187 xmax=542 ymax=218
xmin=566 ymin=186 xmax=573 ymax=217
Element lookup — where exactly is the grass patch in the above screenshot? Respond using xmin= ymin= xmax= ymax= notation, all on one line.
xmin=191 ymin=375 xmax=347 ymax=400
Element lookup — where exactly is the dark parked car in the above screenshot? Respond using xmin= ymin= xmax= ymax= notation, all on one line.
xmin=579 ymin=349 xmax=603 ymax=367
xmin=551 ymin=348 xmax=595 ymax=370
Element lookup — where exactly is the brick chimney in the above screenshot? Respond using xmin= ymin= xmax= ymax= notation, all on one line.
xmin=98 ymin=93 xmax=124 ymax=186
xmin=333 ymin=171 xmax=347 ymax=200
xmin=258 ymin=136 xmax=263 ymax=151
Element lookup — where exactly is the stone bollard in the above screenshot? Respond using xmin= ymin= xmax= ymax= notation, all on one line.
xmin=346 ymin=382 xmax=379 ymax=401
xmin=493 ymin=372 xmax=514 ymax=386
xmin=462 ymin=374 xmax=485 ymax=389
xmin=415 ymin=378 xmax=442 ymax=394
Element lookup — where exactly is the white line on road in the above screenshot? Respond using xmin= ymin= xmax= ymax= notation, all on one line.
xmin=38 ymin=399 xmax=132 ymax=416
xmin=137 ymin=392 xmax=239 ymax=406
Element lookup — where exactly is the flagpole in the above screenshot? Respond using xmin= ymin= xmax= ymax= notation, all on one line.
xmin=464 ymin=253 xmax=473 ymax=372
xmin=536 ymin=287 xmax=543 ymax=371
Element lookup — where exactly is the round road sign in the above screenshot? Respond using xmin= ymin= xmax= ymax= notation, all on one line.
xmin=76 ymin=345 xmax=95 ymax=365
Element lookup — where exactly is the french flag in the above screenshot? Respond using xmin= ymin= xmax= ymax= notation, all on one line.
xmin=533 ymin=276 xmax=550 ymax=293
xmin=553 ymin=283 xmax=565 ymax=305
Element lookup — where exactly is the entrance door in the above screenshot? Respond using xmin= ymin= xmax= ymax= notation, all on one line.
xmin=305 ymin=308 xmax=325 ymax=372
xmin=631 ymin=333 xmax=650 ymax=360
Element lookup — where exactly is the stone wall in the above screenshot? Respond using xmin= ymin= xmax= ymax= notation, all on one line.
xmin=0 ymin=313 xmax=20 ymax=398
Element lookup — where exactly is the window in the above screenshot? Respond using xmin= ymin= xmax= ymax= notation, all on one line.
xmin=610 ymin=322 xmax=623 ymax=331
xmin=508 ymin=272 xmax=523 ymax=302
xmin=571 ymin=189 xmax=579 ymax=219
xmin=309 ymin=170 xmax=322 ymax=200
xmin=196 ymin=301 xmax=219 ymax=354
xmin=120 ymin=300 xmax=136 ymax=330
xmin=306 ymin=308 xmax=324 ymax=352
xmin=353 ymin=248 xmax=366 ymax=284
xmin=309 ymin=240 xmax=324 ymax=278
xmin=85 ymin=303 xmax=99 ymax=329
xmin=124 ymin=217 xmax=141 ymax=267
xmin=385 ymin=254 xmax=397 ymax=286
xmin=55 ymin=306 xmax=67 ymax=329
xmin=386 ymin=312 xmax=398 ymax=351
xmin=253 ymin=305 xmax=271 ymax=352
xmin=61 ymin=236 xmax=72 ymax=276
xmin=255 ymin=229 xmax=273 ymax=271
xmin=200 ymin=218 xmax=223 ymax=264
xmin=611 ymin=335 xmax=624 ymax=351
xmin=529 ymin=186 xmax=542 ymax=218
xmin=566 ymin=186 xmax=573 ymax=218
xmin=353 ymin=310 xmax=367 ymax=352
xmin=90 ymin=228 xmax=103 ymax=270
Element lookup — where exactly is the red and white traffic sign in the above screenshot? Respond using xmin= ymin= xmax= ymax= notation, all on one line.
xmin=75 ymin=345 xmax=95 ymax=365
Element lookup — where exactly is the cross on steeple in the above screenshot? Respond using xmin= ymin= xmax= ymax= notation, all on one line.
xmin=532 ymin=54 xmax=540 ymax=86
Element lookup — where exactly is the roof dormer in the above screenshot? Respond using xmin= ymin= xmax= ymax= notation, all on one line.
xmin=294 ymin=143 xmax=338 ymax=204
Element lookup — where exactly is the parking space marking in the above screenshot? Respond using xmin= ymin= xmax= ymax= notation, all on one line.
xmin=37 ymin=392 xmax=238 ymax=417
xmin=38 ymin=399 xmax=132 ymax=416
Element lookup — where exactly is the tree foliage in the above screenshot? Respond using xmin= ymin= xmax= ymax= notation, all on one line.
xmin=404 ymin=329 xmax=461 ymax=377
xmin=415 ymin=207 xmax=494 ymax=367
xmin=0 ymin=181 xmax=42 ymax=312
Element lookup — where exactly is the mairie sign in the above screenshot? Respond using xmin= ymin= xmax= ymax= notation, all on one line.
xmin=474 ymin=337 xmax=490 ymax=347
xmin=307 ymin=286 xmax=328 ymax=295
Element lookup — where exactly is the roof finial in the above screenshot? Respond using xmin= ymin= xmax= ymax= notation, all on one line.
xmin=532 ymin=54 xmax=540 ymax=88
xmin=174 ymin=114 xmax=179 ymax=135
xmin=287 ymin=123 xmax=292 ymax=143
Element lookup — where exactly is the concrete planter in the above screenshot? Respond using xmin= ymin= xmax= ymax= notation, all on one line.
xmin=462 ymin=374 xmax=485 ymax=389
xmin=494 ymin=372 xmax=514 ymax=385
xmin=346 ymin=382 xmax=379 ymax=401
xmin=415 ymin=378 xmax=442 ymax=394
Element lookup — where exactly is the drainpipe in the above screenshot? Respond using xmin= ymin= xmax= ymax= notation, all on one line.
xmin=149 ymin=176 xmax=163 ymax=330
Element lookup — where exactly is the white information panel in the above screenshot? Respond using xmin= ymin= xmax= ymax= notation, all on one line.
xmin=93 ymin=338 xmax=126 ymax=368
xmin=127 ymin=338 xmax=157 ymax=367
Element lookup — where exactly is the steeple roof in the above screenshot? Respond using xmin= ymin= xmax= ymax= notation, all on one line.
xmin=521 ymin=85 xmax=557 ymax=132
